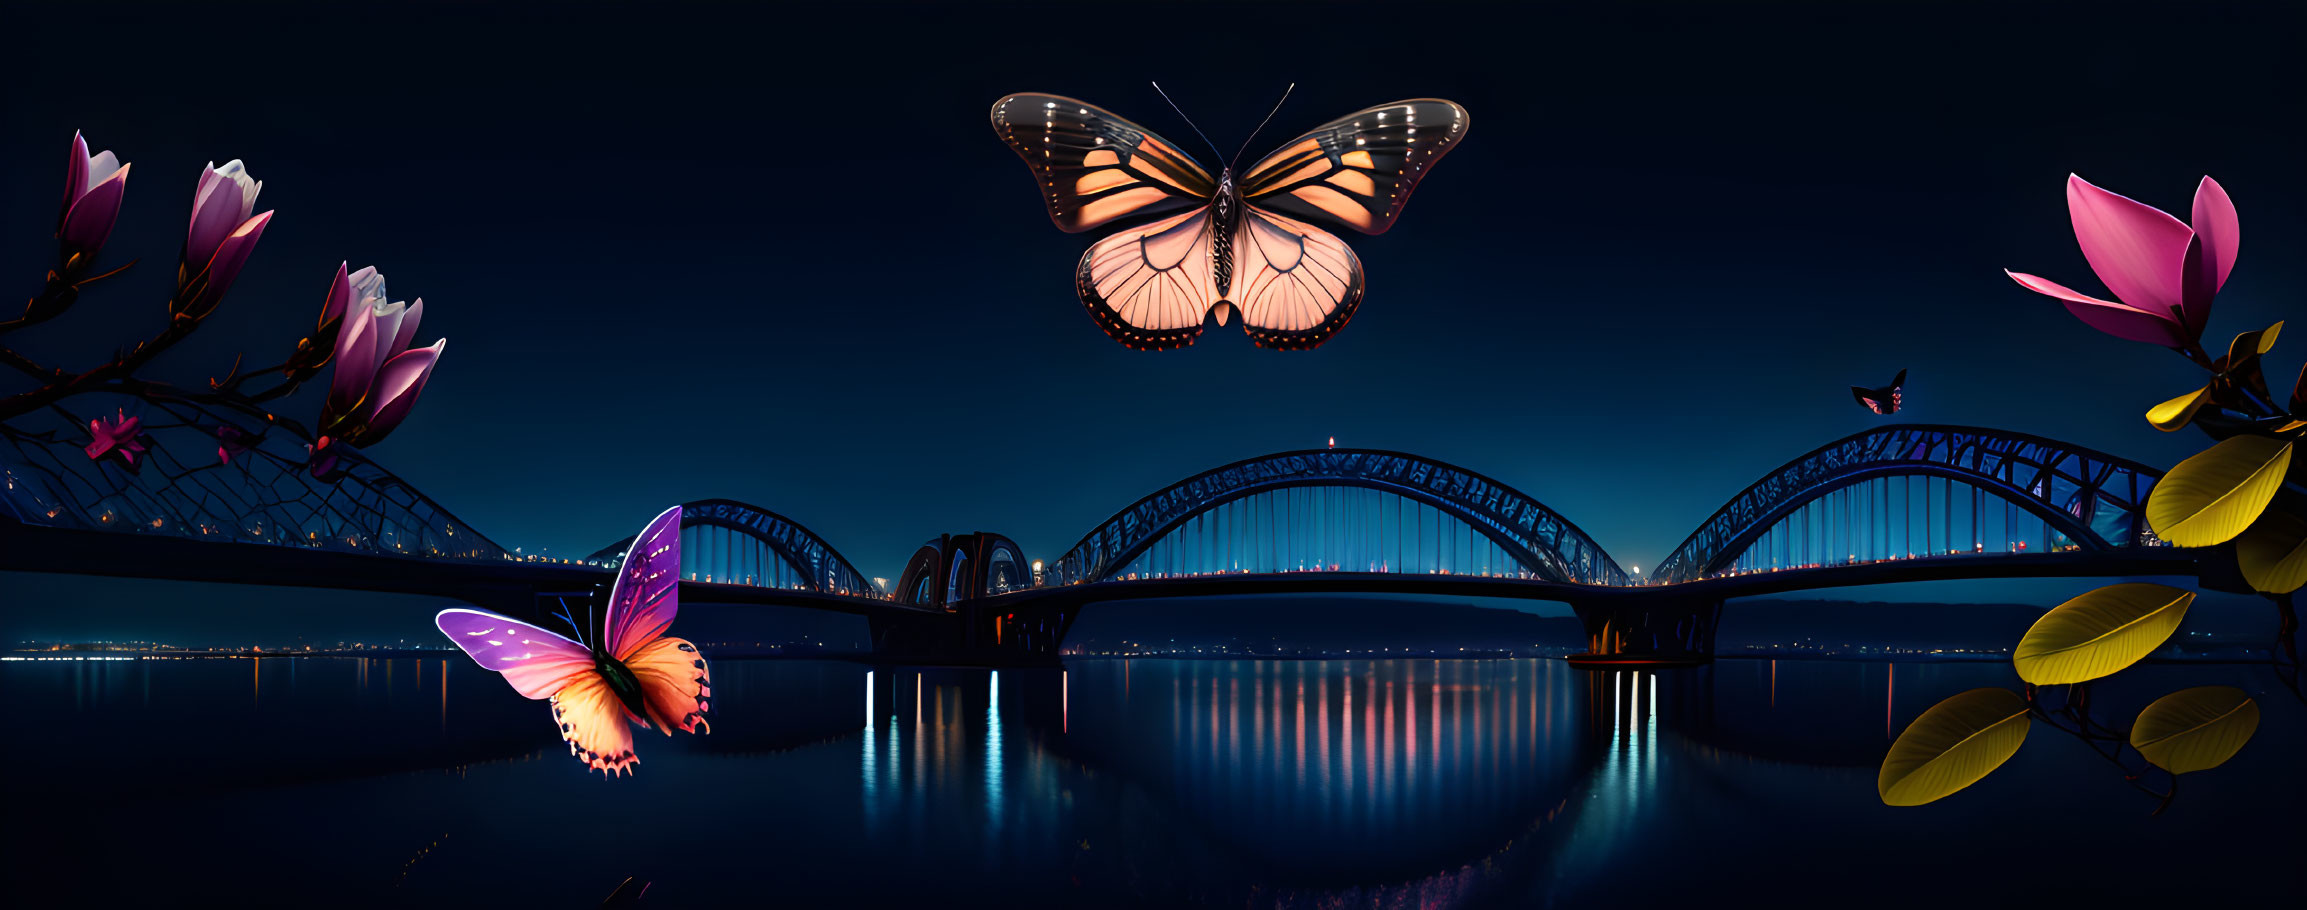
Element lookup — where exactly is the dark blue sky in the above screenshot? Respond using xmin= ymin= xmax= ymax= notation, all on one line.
xmin=4 ymin=1 xmax=2303 ymax=598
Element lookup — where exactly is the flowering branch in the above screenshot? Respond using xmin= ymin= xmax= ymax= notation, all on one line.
xmin=0 ymin=131 xmax=445 ymax=480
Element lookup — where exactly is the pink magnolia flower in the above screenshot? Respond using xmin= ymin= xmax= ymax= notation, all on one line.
xmin=319 ymin=268 xmax=445 ymax=448
xmin=2006 ymin=174 xmax=2238 ymax=348
xmin=214 ymin=425 xmax=252 ymax=465
xmin=84 ymin=410 xmax=149 ymax=473
xmin=59 ymin=131 xmax=131 ymax=254
xmin=180 ymin=160 xmax=274 ymax=316
xmin=305 ymin=436 xmax=341 ymax=479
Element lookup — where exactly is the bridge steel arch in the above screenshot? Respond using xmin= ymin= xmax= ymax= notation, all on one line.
xmin=1047 ymin=449 xmax=1627 ymax=587
xmin=893 ymin=531 xmax=1034 ymax=609
xmin=584 ymin=498 xmax=878 ymax=596
xmin=1650 ymin=425 xmax=2166 ymax=585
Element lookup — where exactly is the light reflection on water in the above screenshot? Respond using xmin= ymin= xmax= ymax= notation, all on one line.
xmin=5 ymin=656 xmax=2302 ymax=906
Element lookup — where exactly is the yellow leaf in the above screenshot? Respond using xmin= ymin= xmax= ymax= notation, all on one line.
xmin=2012 ymin=583 xmax=2193 ymax=684
xmin=2236 ymin=510 xmax=2307 ymax=594
xmin=2146 ymin=435 xmax=2292 ymax=546
xmin=2131 ymin=686 xmax=2259 ymax=774
xmin=2144 ymin=386 xmax=2211 ymax=432
xmin=1878 ymin=688 xmax=2030 ymax=806
xmin=2253 ymin=321 xmax=2282 ymax=354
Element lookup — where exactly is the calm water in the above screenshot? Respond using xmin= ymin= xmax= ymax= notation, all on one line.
xmin=6 ymin=655 xmax=2303 ymax=906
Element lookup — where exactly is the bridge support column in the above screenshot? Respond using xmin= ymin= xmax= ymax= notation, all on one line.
xmin=1567 ymin=597 xmax=1721 ymax=668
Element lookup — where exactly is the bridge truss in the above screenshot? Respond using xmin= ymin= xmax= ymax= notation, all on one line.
xmin=1046 ymin=449 xmax=1627 ymax=587
xmin=1649 ymin=425 xmax=2166 ymax=585
xmin=0 ymin=392 xmax=505 ymax=562
xmin=583 ymin=498 xmax=881 ymax=598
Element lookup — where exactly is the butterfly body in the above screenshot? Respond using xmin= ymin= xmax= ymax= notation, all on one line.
xmin=1209 ymin=169 xmax=1239 ymax=299
xmin=594 ymin=651 xmax=651 ymax=721
xmin=997 ymin=92 xmax=1467 ymax=350
xmin=436 ymin=506 xmax=708 ymax=776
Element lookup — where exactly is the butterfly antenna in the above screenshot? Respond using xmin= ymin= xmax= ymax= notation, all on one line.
xmin=585 ymin=596 xmax=598 ymax=651
xmin=550 ymin=598 xmax=579 ymax=641
xmin=1231 ymin=83 xmax=1297 ymax=169
xmin=1151 ymin=81 xmax=1225 ymax=166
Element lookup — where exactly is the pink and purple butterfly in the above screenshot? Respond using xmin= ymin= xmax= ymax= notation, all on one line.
xmin=435 ymin=506 xmax=709 ymax=776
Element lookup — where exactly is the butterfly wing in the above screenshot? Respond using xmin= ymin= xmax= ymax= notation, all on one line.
xmin=434 ymin=607 xmax=594 ymax=699
xmin=1232 ymin=205 xmax=1365 ymax=349
xmin=625 ymin=636 xmax=712 ymax=735
xmin=1077 ymin=205 xmax=1223 ymax=349
xmin=1851 ymin=386 xmax=1884 ymax=413
xmin=1239 ymin=99 xmax=1469 ymax=235
xmin=552 ymin=673 xmax=641 ymax=775
xmin=991 ymin=93 xmax=1217 ymax=233
xmin=603 ymin=505 xmax=683 ymax=662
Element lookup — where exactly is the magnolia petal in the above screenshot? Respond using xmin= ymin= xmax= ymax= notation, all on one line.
xmin=386 ymin=298 xmax=424 ymax=361
xmin=186 ymin=212 xmax=273 ymax=316
xmin=85 ymin=150 xmax=122 ymax=192
xmin=2005 ymin=270 xmax=2187 ymax=346
xmin=63 ymin=131 xmax=89 ymax=219
xmin=322 ymin=262 xmax=354 ymax=328
xmin=367 ymin=300 xmax=411 ymax=365
xmin=1878 ymin=687 xmax=2030 ymax=806
xmin=2235 ymin=510 xmax=2307 ymax=595
xmin=2190 ymin=177 xmax=2239 ymax=292
xmin=2179 ymin=233 xmax=2216 ymax=339
xmin=59 ymin=164 xmax=129 ymax=252
xmin=2144 ymin=385 xmax=2210 ymax=432
xmin=357 ymin=340 xmax=443 ymax=447
xmin=185 ymin=165 xmax=241 ymax=266
xmin=2131 ymin=686 xmax=2258 ymax=774
xmin=326 ymin=301 xmax=383 ymax=423
xmin=2012 ymin=583 xmax=2192 ymax=685
xmin=2146 ymin=434 xmax=2292 ymax=546
xmin=2067 ymin=174 xmax=2192 ymax=317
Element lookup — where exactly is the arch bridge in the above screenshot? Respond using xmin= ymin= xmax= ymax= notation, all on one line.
xmin=583 ymin=498 xmax=881 ymax=598
xmin=1649 ymin=425 xmax=2165 ymax=586
xmin=1045 ymin=448 xmax=1625 ymax=588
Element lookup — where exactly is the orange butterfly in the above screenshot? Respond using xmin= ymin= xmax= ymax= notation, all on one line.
xmin=992 ymin=88 xmax=1469 ymax=350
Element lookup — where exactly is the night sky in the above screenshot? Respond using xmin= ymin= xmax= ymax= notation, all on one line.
xmin=3 ymin=1 xmax=2303 ymax=642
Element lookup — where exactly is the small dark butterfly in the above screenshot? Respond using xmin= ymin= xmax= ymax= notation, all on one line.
xmin=1851 ymin=369 xmax=1906 ymax=415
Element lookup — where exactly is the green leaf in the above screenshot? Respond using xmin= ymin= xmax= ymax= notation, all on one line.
xmin=2146 ymin=435 xmax=2292 ymax=547
xmin=2235 ymin=510 xmax=2307 ymax=594
xmin=1878 ymin=688 xmax=2030 ymax=806
xmin=2012 ymin=583 xmax=2193 ymax=685
xmin=2132 ymin=686 xmax=2259 ymax=774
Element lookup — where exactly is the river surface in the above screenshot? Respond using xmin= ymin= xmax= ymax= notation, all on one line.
xmin=6 ymin=656 xmax=2302 ymax=906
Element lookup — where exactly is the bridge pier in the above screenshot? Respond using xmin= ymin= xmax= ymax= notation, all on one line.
xmin=1567 ymin=596 xmax=1721 ymax=668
